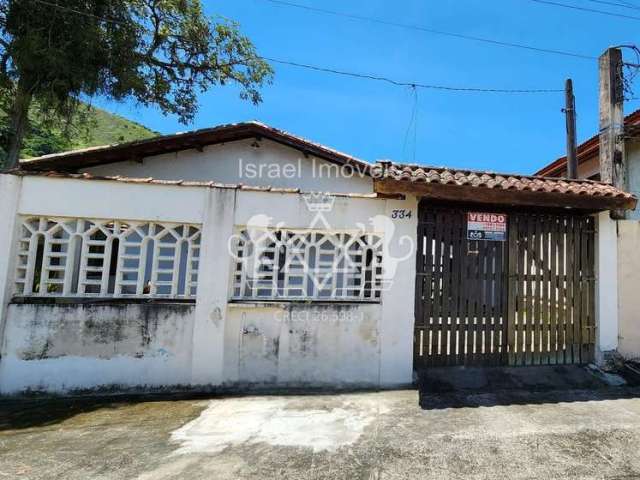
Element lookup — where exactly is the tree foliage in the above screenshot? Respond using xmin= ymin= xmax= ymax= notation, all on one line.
xmin=0 ymin=0 xmax=273 ymax=168
xmin=0 ymin=101 xmax=158 ymax=163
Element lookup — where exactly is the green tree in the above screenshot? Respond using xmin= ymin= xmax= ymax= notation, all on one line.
xmin=0 ymin=0 xmax=273 ymax=168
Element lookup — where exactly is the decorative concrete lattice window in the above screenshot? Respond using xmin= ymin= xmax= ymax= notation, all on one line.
xmin=15 ymin=217 xmax=201 ymax=298
xmin=232 ymin=229 xmax=383 ymax=301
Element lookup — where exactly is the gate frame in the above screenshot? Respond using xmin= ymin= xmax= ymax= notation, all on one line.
xmin=413 ymin=199 xmax=598 ymax=369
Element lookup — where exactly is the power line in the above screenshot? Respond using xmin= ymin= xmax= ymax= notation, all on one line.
xmin=25 ymin=0 xmax=567 ymax=95
xmin=261 ymin=0 xmax=596 ymax=61
xmin=584 ymin=0 xmax=640 ymax=11
xmin=403 ymin=86 xmax=419 ymax=163
xmin=262 ymin=57 xmax=564 ymax=93
xmin=529 ymin=0 xmax=640 ymax=20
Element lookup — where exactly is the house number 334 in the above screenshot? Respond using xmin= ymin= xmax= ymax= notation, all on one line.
xmin=391 ymin=209 xmax=412 ymax=219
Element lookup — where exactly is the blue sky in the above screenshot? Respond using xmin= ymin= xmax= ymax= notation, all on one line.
xmin=97 ymin=0 xmax=640 ymax=175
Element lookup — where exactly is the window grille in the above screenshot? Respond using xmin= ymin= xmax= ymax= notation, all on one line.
xmin=15 ymin=217 xmax=201 ymax=298
xmin=232 ymin=229 xmax=383 ymax=301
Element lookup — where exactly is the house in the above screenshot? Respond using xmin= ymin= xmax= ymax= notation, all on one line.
xmin=0 ymin=121 xmax=635 ymax=394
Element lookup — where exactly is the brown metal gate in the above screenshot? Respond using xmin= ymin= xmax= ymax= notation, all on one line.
xmin=414 ymin=204 xmax=596 ymax=367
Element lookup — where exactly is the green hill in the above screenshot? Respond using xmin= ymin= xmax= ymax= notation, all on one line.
xmin=0 ymin=103 xmax=158 ymax=167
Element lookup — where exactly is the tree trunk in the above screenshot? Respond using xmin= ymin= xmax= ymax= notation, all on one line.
xmin=5 ymin=79 xmax=33 ymax=169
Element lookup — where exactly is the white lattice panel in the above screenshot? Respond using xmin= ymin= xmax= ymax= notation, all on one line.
xmin=15 ymin=217 xmax=201 ymax=298
xmin=232 ymin=228 xmax=383 ymax=301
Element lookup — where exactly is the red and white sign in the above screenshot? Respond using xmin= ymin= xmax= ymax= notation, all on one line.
xmin=467 ymin=212 xmax=507 ymax=241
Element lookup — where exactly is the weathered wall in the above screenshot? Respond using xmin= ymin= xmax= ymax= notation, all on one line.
xmin=81 ymin=139 xmax=374 ymax=194
xmin=617 ymin=220 xmax=640 ymax=359
xmin=0 ymin=174 xmax=418 ymax=393
xmin=224 ymin=303 xmax=381 ymax=386
xmin=0 ymin=175 xmax=210 ymax=393
xmin=0 ymin=303 xmax=195 ymax=393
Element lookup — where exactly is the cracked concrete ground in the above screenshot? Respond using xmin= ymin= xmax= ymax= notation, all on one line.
xmin=2 ymin=387 xmax=640 ymax=479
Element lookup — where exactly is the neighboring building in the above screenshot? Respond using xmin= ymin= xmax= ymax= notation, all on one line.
xmin=536 ymin=109 xmax=640 ymax=361
xmin=0 ymin=122 xmax=635 ymax=394
xmin=536 ymin=108 xmax=640 ymax=219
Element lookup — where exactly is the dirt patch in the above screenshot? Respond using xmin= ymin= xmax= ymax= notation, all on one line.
xmin=170 ymin=394 xmax=391 ymax=454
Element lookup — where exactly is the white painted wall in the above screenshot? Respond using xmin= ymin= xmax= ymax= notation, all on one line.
xmin=0 ymin=174 xmax=418 ymax=393
xmin=617 ymin=220 xmax=640 ymax=359
xmin=18 ymin=176 xmax=207 ymax=223
xmin=379 ymin=197 xmax=417 ymax=385
xmin=81 ymin=139 xmax=374 ymax=194
xmin=595 ymin=211 xmax=619 ymax=362
xmin=0 ymin=175 xmax=23 ymax=369
xmin=0 ymin=303 xmax=195 ymax=393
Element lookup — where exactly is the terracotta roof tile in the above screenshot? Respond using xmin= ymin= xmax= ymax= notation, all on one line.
xmin=372 ymin=162 xmax=636 ymax=209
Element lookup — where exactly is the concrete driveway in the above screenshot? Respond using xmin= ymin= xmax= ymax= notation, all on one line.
xmin=2 ymin=381 xmax=640 ymax=479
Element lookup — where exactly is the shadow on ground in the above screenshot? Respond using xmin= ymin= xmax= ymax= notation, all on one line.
xmin=0 ymin=393 xmax=214 ymax=431
xmin=4 ymin=365 xmax=640 ymax=431
xmin=0 ymin=388 xmax=385 ymax=431
xmin=1 ymin=397 xmax=141 ymax=431
xmin=418 ymin=365 xmax=640 ymax=409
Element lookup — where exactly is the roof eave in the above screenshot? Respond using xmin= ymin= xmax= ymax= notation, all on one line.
xmin=535 ymin=137 xmax=600 ymax=177
xmin=18 ymin=122 xmax=372 ymax=175
xmin=374 ymin=177 xmax=637 ymax=212
xmin=5 ymin=169 xmax=387 ymax=199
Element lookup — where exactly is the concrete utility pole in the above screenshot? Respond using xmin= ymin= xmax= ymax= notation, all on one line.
xmin=565 ymin=78 xmax=578 ymax=179
xmin=599 ymin=47 xmax=626 ymax=219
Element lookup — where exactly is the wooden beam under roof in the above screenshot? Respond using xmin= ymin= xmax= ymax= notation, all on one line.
xmin=374 ymin=178 xmax=637 ymax=212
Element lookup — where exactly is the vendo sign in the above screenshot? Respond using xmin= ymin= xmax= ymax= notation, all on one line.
xmin=467 ymin=212 xmax=507 ymax=242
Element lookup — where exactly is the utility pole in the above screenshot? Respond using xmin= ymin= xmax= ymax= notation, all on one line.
xmin=565 ymin=78 xmax=578 ymax=179
xmin=599 ymin=47 xmax=626 ymax=219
